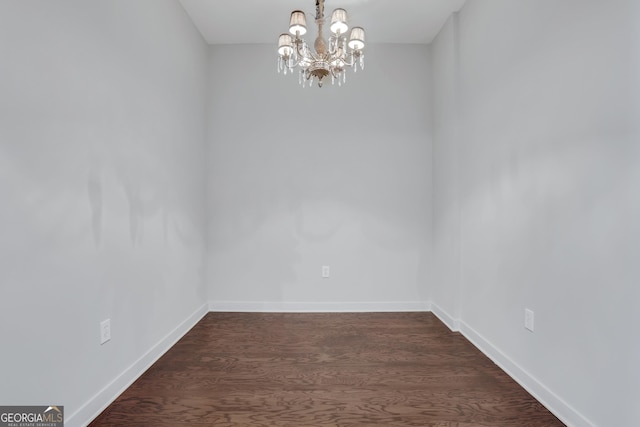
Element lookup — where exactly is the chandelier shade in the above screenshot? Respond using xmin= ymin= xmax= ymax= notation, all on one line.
xmin=289 ymin=10 xmax=307 ymax=35
xmin=348 ymin=27 xmax=365 ymax=50
xmin=329 ymin=8 xmax=348 ymax=34
xmin=277 ymin=0 xmax=366 ymax=88
xmin=277 ymin=33 xmax=294 ymax=56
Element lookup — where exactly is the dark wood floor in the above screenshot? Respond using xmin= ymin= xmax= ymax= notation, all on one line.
xmin=89 ymin=312 xmax=564 ymax=426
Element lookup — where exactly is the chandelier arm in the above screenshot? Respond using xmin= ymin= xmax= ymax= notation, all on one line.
xmin=293 ymin=38 xmax=324 ymax=65
xmin=293 ymin=42 xmax=305 ymax=62
xmin=338 ymin=53 xmax=357 ymax=67
xmin=327 ymin=35 xmax=343 ymax=55
xmin=286 ymin=56 xmax=303 ymax=69
xmin=329 ymin=67 xmax=344 ymax=78
xmin=286 ymin=36 xmax=308 ymax=70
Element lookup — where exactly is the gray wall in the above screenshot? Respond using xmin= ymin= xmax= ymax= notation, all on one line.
xmin=431 ymin=1 xmax=640 ymax=426
xmin=205 ymin=44 xmax=433 ymax=310
xmin=0 ymin=1 xmax=208 ymax=424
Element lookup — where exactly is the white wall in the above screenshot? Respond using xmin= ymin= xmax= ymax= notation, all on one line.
xmin=0 ymin=1 xmax=208 ymax=425
xmin=431 ymin=1 xmax=640 ymax=426
xmin=206 ymin=44 xmax=432 ymax=310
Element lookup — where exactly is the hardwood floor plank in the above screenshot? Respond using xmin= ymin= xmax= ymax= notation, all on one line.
xmin=89 ymin=312 xmax=564 ymax=426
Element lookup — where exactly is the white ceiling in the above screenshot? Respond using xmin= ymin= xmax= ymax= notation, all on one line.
xmin=178 ymin=0 xmax=467 ymax=45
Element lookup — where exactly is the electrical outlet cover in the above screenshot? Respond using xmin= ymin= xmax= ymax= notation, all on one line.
xmin=100 ymin=319 xmax=111 ymax=344
xmin=322 ymin=266 xmax=330 ymax=278
xmin=524 ymin=309 xmax=534 ymax=332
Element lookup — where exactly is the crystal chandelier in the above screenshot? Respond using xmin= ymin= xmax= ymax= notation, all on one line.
xmin=277 ymin=0 xmax=366 ymax=88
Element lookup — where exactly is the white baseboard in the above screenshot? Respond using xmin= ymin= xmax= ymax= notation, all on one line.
xmin=208 ymin=300 xmax=431 ymax=313
xmin=459 ymin=321 xmax=595 ymax=427
xmin=430 ymin=302 xmax=461 ymax=331
xmin=66 ymin=303 xmax=209 ymax=427
xmin=432 ymin=304 xmax=595 ymax=427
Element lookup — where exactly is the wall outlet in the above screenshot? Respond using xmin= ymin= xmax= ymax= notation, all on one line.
xmin=524 ymin=309 xmax=534 ymax=332
xmin=322 ymin=265 xmax=330 ymax=278
xmin=100 ymin=319 xmax=111 ymax=345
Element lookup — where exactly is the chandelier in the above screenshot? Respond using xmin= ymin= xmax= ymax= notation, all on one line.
xmin=277 ymin=0 xmax=366 ymax=88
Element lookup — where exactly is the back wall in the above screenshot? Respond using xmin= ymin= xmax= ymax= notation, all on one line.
xmin=205 ymin=44 xmax=433 ymax=310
